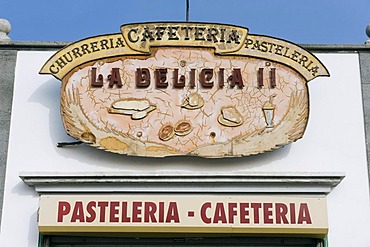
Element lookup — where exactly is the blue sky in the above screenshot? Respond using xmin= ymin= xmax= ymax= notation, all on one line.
xmin=1 ymin=0 xmax=370 ymax=44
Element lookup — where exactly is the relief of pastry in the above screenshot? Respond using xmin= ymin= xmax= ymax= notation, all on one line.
xmin=174 ymin=120 xmax=192 ymax=136
xmin=181 ymin=93 xmax=204 ymax=110
xmin=108 ymin=98 xmax=156 ymax=120
xmin=158 ymin=124 xmax=175 ymax=141
xmin=158 ymin=120 xmax=193 ymax=141
xmin=218 ymin=106 xmax=244 ymax=127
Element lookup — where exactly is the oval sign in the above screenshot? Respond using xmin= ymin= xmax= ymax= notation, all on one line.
xmin=40 ymin=22 xmax=329 ymax=158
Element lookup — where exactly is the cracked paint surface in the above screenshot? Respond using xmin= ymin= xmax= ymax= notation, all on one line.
xmin=62 ymin=48 xmax=308 ymax=157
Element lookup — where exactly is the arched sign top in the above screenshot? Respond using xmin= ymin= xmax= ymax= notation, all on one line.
xmin=40 ymin=22 xmax=329 ymax=82
xmin=39 ymin=22 xmax=330 ymax=158
xmin=120 ymin=22 xmax=249 ymax=54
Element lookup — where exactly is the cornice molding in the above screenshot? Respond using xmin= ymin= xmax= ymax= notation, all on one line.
xmin=19 ymin=172 xmax=345 ymax=195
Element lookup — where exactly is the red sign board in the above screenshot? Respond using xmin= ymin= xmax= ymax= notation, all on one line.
xmin=39 ymin=195 xmax=328 ymax=237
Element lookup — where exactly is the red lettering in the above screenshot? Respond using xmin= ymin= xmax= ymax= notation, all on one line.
xmin=200 ymin=69 xmax=214 ymax=88
xmin=97 ymin=201 xmax=108 ymax=222
xmin=90 ymin=67 xmax=103 ymax=87
xmin=173 ymin=69 xmax=185 ymax=88
xmin=228 ymin=203 xmax=237 ymax=224
xmin=57 ymin=201 xmax=70 ymax=222
xmin=109 ymin=201 xmax=119 ymax=222
xmin=121 ymin=202 xmax=130 ymax=222
xmin=275 ymin=203 xmax=289 ymax=224
xmin=269 ymin=68 xmax=276 ymax=88
xmin=108 ymin=68 xmax=122 ymax=88
xmin=213 ymin=203 xmax=227 ymax=223
xmin=155 ymin=68 xmax=168 ymax=88
xmin=71 ymin=201 xmax=85 ymax=222
xmin=165 ymin=202 xmax=180 ymax=223
xmin=298 ymin=203 xmax=312 ymax=224
xmin=136 ymin=68 xmax=150 ymax=87
xmin=239 ymin=203 xmax=250 ymax=224
xmin=290 ymin=203 xmax=296 ymax=224
xmin=189 ymin=69 xmax=195 ymax=88
xmin=251 ymin=203 xmax=261 ymax=224
xmin=144 ymin=202 xmax=157 ymax=223
xmin=132 ymin=201 xmax=142 ymax=222
xmin=258 ymin=68 xmax=264 ymax=88
xmin=218 ymin=68 xmax=225 ymax=88
xmin=200 ymin=202 xmax=211 ymax=224
xmin=86 ymin=201 xmax=96 ymax=223
xmin=93 ymin=67 xmax=247 ymax=90
xmin=158 ymin=202 xmax=165 ymax=223
xmin=230 ymin=68 xmax=244 ymax=88
xmin=263 ymin=203 xmax=273 ymax=224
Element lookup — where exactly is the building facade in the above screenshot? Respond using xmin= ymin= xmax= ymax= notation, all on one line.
xmin=0 ymin=20 xmax=370 ymax=246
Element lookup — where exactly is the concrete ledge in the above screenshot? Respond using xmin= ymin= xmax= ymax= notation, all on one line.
xmin=0 ymin=41 xmax=69 ymax=50
xmin=301 ymin=44 xmax=370 ymax=52
xmin=19 ymin=172 xmax=345 ymax=194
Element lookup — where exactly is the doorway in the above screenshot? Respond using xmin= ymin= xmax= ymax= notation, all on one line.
xmin=41 ymin=236 xmax=324 ymax=247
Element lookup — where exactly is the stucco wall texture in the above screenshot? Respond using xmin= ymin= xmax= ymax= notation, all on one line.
xmin=0 ymin=50 xmax=16 ymax=225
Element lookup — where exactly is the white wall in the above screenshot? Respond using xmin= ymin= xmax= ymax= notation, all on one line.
xmin=0 ymin=51 xmax=369 ymax=246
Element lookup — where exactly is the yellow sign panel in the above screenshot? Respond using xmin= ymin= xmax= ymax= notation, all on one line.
xmin=39 ymin=195 xmax=328 ymax=237
xmin=40 ymin=22 xmax=329 ymax=158
xmin=120 ymin=22 xmax=248 ymax=54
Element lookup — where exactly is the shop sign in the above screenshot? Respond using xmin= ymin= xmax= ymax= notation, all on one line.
xmin=40 ymin=22 xmax=329 ymax=158
xmin=38 ymin=195 xmax=328 ymax=237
